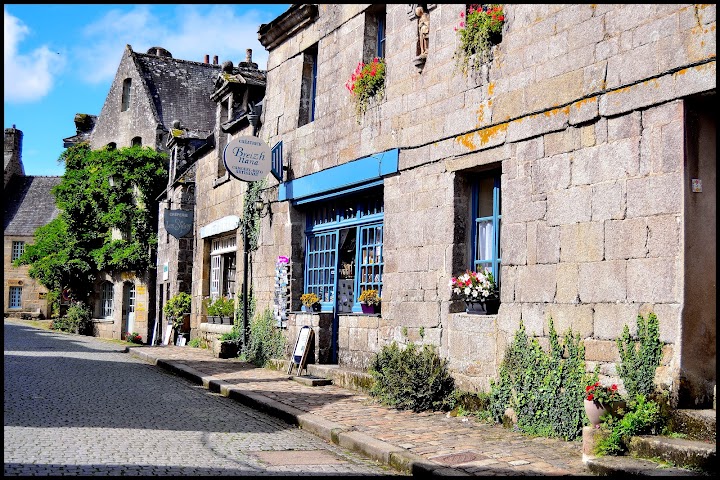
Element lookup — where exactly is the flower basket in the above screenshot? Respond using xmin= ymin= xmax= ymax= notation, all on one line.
xmin=345 ymin=57 xmax=386 ymax=120
xmin=584 ymin=382 xmax=625 ymax=427
xmin=451 ymin=268 xmax=498 ymax=313
xmin=358 ymin=289 xmax=381 ymax=314
xmin=360 ymin=303 xmax=378 ymax=314
xmin=454 ymin=4 xmax=505 ymax=75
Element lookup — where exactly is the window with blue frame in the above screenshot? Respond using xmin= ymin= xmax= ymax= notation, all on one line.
xmin=299 ymin=44 xmax=318 ymax=127
xmin=304 ymin=187 xmax=384 ymax=313
xmin=471 ymin=173 xmax=501 ymax=287
xmin=363 ymin=5 xmax=386 ymax=62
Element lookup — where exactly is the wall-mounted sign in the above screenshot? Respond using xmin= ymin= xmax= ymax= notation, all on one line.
xmin=691 ymin=179 xmax=702 ymax=193
xmin=164 ymin=209 xmax=193 ymax=238
xmin=223 ymin=135 xmax=271 ymax=182
xmin=162 ymin=263 xmax=169 ymax=281
xmin=8 ymin=279 xmax=23 ymax=286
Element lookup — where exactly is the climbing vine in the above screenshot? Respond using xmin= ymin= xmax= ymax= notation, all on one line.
xmin=14 ymin=142 xmax=167 ymax=304
xmin=241 ymin=178 xmax=267 ymax=253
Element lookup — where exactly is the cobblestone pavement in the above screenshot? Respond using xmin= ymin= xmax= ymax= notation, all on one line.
xmin=3 ymin=320 xmax=401 ymax=476
xmin=123 ymin=340 xmax=593 ymax=476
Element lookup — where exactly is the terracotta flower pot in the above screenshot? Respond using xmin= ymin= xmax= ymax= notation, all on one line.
xmin=584 ymin=399 xmax=626 ymax=427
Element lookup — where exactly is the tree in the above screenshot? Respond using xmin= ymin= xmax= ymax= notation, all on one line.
xmin=14 ymin=142 xmax=168 ymax=306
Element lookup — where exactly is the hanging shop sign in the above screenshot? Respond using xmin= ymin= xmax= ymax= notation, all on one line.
xmin=223 ymin=135 xmax=271 ymax=182
xmin=164 ymin=209 xmax=193 ymax=239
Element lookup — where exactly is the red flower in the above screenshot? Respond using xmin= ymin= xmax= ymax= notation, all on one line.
xmin=587 ymin=393 xmax=594 ymax=401
xmin=586 ymin=385 xmax=593 ymax=392
xmin=610 ymin=384 xmax=618 ymax=391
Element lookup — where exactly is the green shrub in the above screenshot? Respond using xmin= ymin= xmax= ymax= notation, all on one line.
xmin=241 ymin=308 xmax=285 ymax=367
xmin=219 ymin=327 xmax=242 ymax=342
xmin=187 ymin=337 xmax=202 ymax=348
xmin=164 ymin=292 xmax=191 ymax=330
xmin=54 ymin=301 xmax=93 ymax=334
xmin=617 ymin=312 xmax=663 ymax=398
xmin=488 ymin=318 xmax=596 ymax=441
xmin=369 ymin=340 xmax=455 ymax=412
xmin=595 ymin=394 xmax=663 ymax=456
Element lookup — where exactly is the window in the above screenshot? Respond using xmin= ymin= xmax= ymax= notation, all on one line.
xmin=210 ymin=235 xmax=237 ymax=300
xmin=471 ymin=173 xmax=502 ymax=285
xmin=121 ymin=78 xmax=131 ymax=111
xmin=11 ymin=241 xmax=25 ymax=261
xmin=9 ymin=287 xmax=22 ymax=309
xmin=106 ymin=142 xmax=116 ymax=150
xmin=305 ymin=188 xmax=384 ymax=312
xmin=364 ymin=6 xmax=386 ymax=61
xmin=298 ymin=44 xmax=318 ymax=127
xmin=131 ymin=136 xmax=142 ymax=147
xmin=101 ymin=282 xmax=114 ymax=318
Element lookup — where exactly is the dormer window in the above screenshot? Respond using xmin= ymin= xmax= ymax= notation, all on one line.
xmin=121 ymin=78 xmax=132 ymax=112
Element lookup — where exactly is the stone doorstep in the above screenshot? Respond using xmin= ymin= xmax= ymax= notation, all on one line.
xmin=291 ymin=375 xmax=333 ymax=387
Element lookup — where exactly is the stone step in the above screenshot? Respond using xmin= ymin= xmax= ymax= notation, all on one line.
xmin=627 ymin=435 xmax=716 ymax=474
xmin=291 ymin=374 xmax=333 ymax=387
xmin=668 ymin=409 xmax=716 ymax=443
xmin=585 ymin=455 xmax=703 ymax=476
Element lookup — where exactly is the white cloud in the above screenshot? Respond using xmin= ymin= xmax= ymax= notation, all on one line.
xmin=76 ymin=5 xmax=272 ymax=85
xmin=4 ymin=8 xmax=64 ymax=103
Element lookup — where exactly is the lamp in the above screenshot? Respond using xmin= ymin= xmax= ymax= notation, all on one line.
xmin=254 ymin=199 xmax=270 ymax=217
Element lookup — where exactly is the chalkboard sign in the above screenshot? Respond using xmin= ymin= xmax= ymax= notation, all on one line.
xmin=288 ymin=326 xmax=314 ymax=376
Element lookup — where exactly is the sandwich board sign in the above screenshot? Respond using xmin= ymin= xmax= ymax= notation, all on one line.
xmin=288 ymin=326 xmax=314 ymax=376
xmin=223 ymin=135 xmax=271 ymax=182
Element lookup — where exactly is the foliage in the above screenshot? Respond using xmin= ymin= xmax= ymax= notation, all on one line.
xmin=125 ymin=332 xmax=142 ymax=344
xmin=586 ymin=382 xmax=624 ymax=405
xmin=53 ymin=301 xmax=93 ymax=335
xmin=236 ymin=287 xmax=257 ymax=330
xmin=594 ymin=394 xmax=664 ymax=456
xmin=13 ymin=143 xmax=167 ymax=302
xmin=454 ymin=4 xmax=505 ymax=75
xmin=345 ymin=57 xmax=386 ymax=119
xmin=206 ymin=296 xmax=234 ymax=317
xmin=219 ymin=326 xmax=242 ymax=342
xmin=241 ymin=308 xmax=286 ymax=367
xmin=450 ymin=268 xmax=498 ymax=302
xmin=187 ymin=337 xmax=204 ymax=348
xmin=358 ymin=289 xmax=381 ymax=306
xmin=617 ymin=312 xmax=663 ymax=398
xmin=488 ymin=318 xmax=596 ymax=441
xmin=300 ymin=293 xmax=320 ymax=307
xmin=164 ymin=292 xmax=192 ymax=330
xmin=242 ymin=178 xmax=266 ymax=253
xmin=369 ymin=341 xmax=455 ymax=412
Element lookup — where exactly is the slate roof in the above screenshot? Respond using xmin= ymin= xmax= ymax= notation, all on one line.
xmin=133 ymin=50 xmax=221 ymax=133
xmin=4 ymin=176 xmax=62 ymax=236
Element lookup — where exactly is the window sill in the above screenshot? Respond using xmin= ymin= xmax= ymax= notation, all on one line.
xmin=213 ymin=172 xmax=231 ymax=188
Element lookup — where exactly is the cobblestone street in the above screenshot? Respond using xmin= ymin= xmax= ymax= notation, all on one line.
xmin=3 ymin=320 xmax=399 ymax=476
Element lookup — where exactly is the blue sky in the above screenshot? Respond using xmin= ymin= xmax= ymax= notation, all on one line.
xmin=4 ymin=4 xmax=290 ymax=176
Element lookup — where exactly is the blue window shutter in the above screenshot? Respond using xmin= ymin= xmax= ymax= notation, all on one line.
xmin=271 ymin=141 xmax=283 ymax=182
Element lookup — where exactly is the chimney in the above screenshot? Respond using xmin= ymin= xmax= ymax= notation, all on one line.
xmin=204 ymin=54 xmax=209 ymax=64
xmin=246 ymin=49 xmax=252 ymax=63
xmin=213 ymin=55 xmax=218 ymax=65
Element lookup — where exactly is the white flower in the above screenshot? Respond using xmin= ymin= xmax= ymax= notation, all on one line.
xmin=464 ymin=287 xmax=471 ymax=296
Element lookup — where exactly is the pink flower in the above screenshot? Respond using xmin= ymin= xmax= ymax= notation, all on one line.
xmin=460 ymin=21 xmax=465 ymax=27
xmin=460 ymin=11 xmax=465 ymax=18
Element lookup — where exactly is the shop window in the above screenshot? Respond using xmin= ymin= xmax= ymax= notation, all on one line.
xmin=209 ymin=235 xmax=237 ymax=300
xmin=9 ymin=286 xmax=22 ymax=309
xmin=11 ymin=241 xmax=25 ymax=261
xmin=298 ymin=44 xmax=318 ymax=127
xmin=472 ymin=173 xmax=502 ymax=286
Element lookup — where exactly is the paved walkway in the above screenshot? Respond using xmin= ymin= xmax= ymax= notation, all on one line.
xmin=128 ymin=344 xmax=592 ymax=476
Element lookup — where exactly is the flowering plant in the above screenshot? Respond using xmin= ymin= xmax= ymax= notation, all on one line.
xmin=454 ymin=4 xmax=505 ymax=75
xmin=450 ymin=268 xmax=498 ymax=302
xmin=125 ymin=332 xmax=142 ymax=344
xmin=358 ymin=289 xmax=381 ymax=306
xmin=300 ymin=292 xmax=320 ymax=307
xmin=345 ymin=57 xmax=386 ymax=119
xmin=585 ymin=382 xmax=623 ymax=405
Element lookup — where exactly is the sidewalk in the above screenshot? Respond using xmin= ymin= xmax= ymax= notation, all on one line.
xmin=127 ymin=344 xmax=592 ymax=476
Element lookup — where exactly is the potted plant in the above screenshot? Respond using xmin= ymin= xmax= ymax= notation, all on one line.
xmin=217 ymin=326 xmax=242 ymax=359
xmin=450 ymin=268 xmax=499 ymax=314
xmin=300 ymin=293 xmax=321 ymax=313
xmin=345 ymin=57 xmax=386 ymax=121
xmin=454 ymin=4 xmax=505 ymax=76
xmin=219 ymin=296 xmax=235 ymax=325
xmin=164 ymin=292 xmax=192 ymax=336
xmin=205 ymin=297 xmax=221 ymax=324
xmin=358 ymin=289 xmax=381 ymax=314
xmin=584 ymin=382 xmax=626 ymax=427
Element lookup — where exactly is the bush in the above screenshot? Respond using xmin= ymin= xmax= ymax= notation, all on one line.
xmin=488 ymin=318 xmax=595 ymax=441
xmin=595 ymin=394 xmax=664 ymax=456
xmin=241 ymin=308 xmax=286 ymax=367
xmin=369 ymin=340 xmax=455 ymax=412
xmin=617 ymin=312 xmax=663 ymax=398
xmin=54 ymin=301 xmax=93 ymax=334
xmin=125 ymin=331 xmax=142 ymax=344
xmin=164 ymin=292 xmax=191 ymax=330
xmin=187 ymin=337 xmax=203 ymax=348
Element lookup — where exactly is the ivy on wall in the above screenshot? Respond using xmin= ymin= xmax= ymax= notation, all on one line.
xmin=14 ymin=142 xmax=168 ymax=305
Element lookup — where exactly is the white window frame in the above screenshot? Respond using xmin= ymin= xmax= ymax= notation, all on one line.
xmin=210 ymin=235 xmax=237 ymax=300
xmin=101 ymin=282 xmax=114 ymax=318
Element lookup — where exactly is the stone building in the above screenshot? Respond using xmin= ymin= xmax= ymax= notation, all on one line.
xmin=223 ymin=4 xmax=715 ymax=409
xmin=4 ymin=126 xmax=61 ymax=318
xmin=63 ymin=45 xmax=220 ymax=343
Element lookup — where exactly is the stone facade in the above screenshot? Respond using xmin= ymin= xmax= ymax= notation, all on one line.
xmin=242 ymin=4 xmax=716 ymax=408
xmin=4 ymin=127 xmax=60 ymax=319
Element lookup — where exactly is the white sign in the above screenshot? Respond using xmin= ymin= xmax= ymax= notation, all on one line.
xmin=162 ymin=263 xmax=169 ymax=281
xmin=223 ymin=135 xmax=271 ymax=182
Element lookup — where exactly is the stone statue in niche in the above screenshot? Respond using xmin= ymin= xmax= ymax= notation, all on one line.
xmin=416 ymin=6 xmax=430 ymax=58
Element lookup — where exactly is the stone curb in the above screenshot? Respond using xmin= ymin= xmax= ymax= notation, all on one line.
xmin=126 ymin=348 xmax=456 ymax=476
